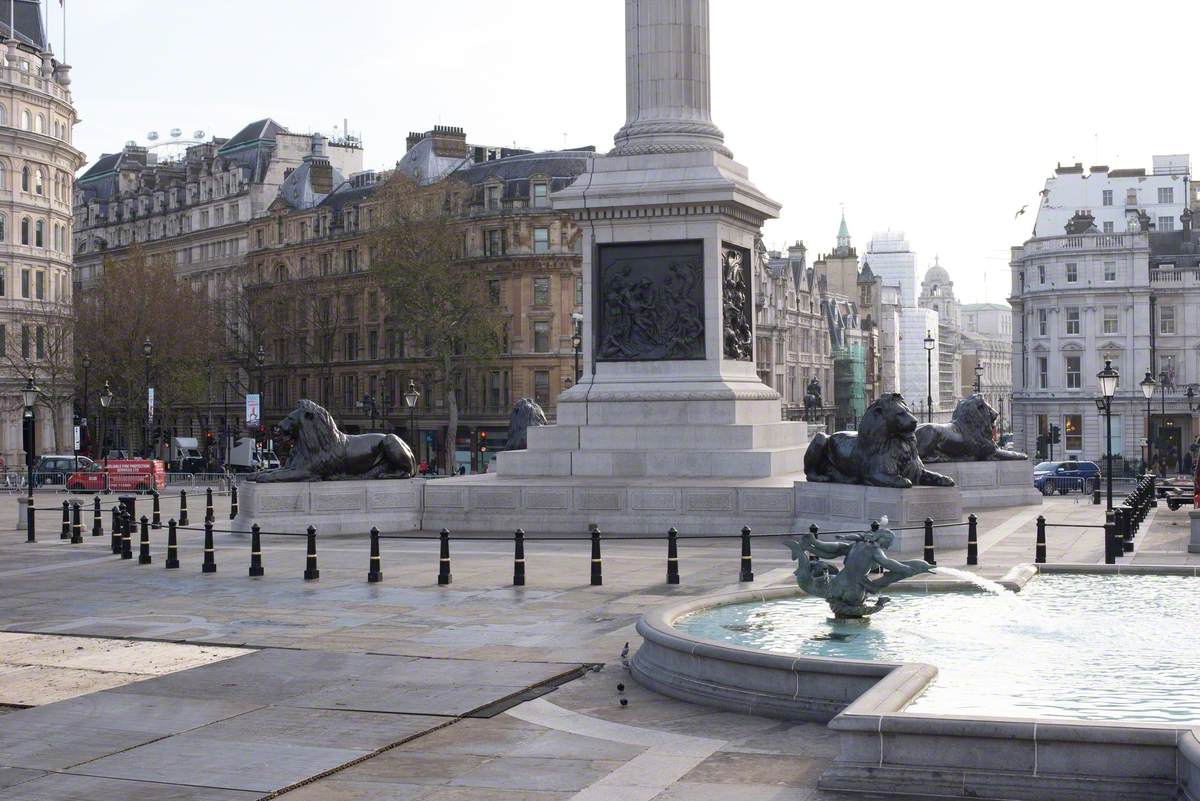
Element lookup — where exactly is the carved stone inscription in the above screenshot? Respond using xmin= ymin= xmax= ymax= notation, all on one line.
xmin=722 ymin=243 xmax=753 ymax=361
xmin=595 ymin=241 xmax=705 ymax=361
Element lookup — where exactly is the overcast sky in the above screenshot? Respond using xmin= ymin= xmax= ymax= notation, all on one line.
xmin=56 ymin=0 xmax=1196 ymax=305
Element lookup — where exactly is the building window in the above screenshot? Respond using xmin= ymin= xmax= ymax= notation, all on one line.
xmin=35 ymin=326 xmax=43 ymax=359
xmin=19 ymin=217 xmax=28 ymax=245
xmin=532 ymin=183 xmax=548 ymax=207
xmin=533 ymin=276 xmax=550 ymax=306
xmin=20 ymin=110 xmax=28 ymax=130
xmin=1126 ymin=189 xmax=1137 ymax=206
xmin=33 ymin=168 xmax=42 ymax=195
xmin=488 ymin=279 xmax=501 ymax=305
xmin=533 ymin=321 xmax=550 ymax=353
xmin=20 ymin=325 xmax=28 ymax=358
xmin=1065 ymin=263 xmax=1077 ymax=283
xmin=489 ymin=371 xmax=501 ymax=409
xmin=344 ymin=331 xmax=358 ymax=361
xmin=20 ymin=268 xmax=28 ymax=298
xmin=1064 ymin=414 xmax=1083 ymax=452
xmin=20 ymin=166 xmax=28 ymax=192
xmin=34 ymin=271 xmax=42 ymax=300
xmin=574 ymin=275 xmax=583 ymax=308
xmin=1158 ymin=187 xmax=1174 ymax=204
xmin=343 ymin=248 xmax=358 ymax=272
xmin=1102 ymin=221 xmax=1114 ymax=233
xmin=1065 ymin=356 xmax=1081 ymax=389
xmin=1065 ymin=307 xmax=1080 ymax=335
xmin=1038 ymin=265 xmax=1045 ymax=284
xmin=1102 ymin=306 xmax=1119 ymax=334
xmin=367 ymin=330 xmax=378 ymax=360
xmin=1102 ymin=189 xmax=1113 ymax=207
xmin=1157 ymin=216 xmax=1174 ymax=232
xmin=533 ymin=227 xmax=550 ymax=254
xmin=1038 ymin=309 xmax=1047 ymax=336
xmin=533 ymin=370 xmax=550 ymax=407
xmin=1037 ymin=357 xmax=1048 ymax=389
xmin=1104 ymin=261 xmax=1116 ymax=281
xmin=1160 ymin=306 xmax=1176 ymax=334
xmin=484 ymin=229 xmax=506 ymax=257
xmin=486 ymin=185 xmax=501 ymax=210
xmin=34 ymin=220 xmax=43 ymax=248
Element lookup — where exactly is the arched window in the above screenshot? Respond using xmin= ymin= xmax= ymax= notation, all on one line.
xmin=34 ymin=219 xmax=43 ymax=248
xmin=34 ymin=168 xmax=42 ymax=195
xmin=274 ymin=263 xmax=288 ymax=283
xmin=34 ymin=114 xmax=43 ymax=134
xmin=20 ymin=110 xmax=29 ymax=130
xmin=0 ymin=161 xmax=6 ymax=190
xmin=0 ymin=105 xmax=7 ymax=127
xmin=0 ymin=214 xmax=7 ymax=242
xmin=20 ymin=217 xmax=28 ymax=245
xmin=20 ymin=166 xmax=28 ymax=192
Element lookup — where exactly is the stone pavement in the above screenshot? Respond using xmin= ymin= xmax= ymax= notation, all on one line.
xmin=0 ymin=489 xmax=1193 ymax=799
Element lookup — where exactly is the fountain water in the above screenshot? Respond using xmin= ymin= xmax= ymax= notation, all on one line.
xmin=930 ymin=566 xmax=1008 ymax=594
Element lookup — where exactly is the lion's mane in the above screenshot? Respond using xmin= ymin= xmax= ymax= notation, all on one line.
xmin=288 ymin=399 xmax=349 ymax=476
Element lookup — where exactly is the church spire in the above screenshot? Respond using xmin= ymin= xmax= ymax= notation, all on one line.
xmin=836 ymin=207 xmax=851 ymax=252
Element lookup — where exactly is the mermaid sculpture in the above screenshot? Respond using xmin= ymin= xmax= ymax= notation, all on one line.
xmin=786 ymin=522 xmax=935 ymax=618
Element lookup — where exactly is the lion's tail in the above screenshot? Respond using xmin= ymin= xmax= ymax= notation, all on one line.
xmin=804 ymin=431 xmax=829 ymax=479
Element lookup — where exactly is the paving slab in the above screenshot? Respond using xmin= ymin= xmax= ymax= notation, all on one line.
xmin=184 ymin=705 xmax=446 ymax=751
xmin=3 ymin=691 xmax=262 ymax=735
xmin=0 ymin=772 xmax=261 ymax=800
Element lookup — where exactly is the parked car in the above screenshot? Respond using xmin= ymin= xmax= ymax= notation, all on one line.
xmin=33 ymin=455 xmax=94 ymax=487
xmin=1032 ymin=460 xmax=1101 ymax=495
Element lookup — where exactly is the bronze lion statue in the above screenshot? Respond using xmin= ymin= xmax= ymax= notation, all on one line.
xmin=803 ymin=394 xmax=954 ymax=488
xmin=916 ymin=394 xmax=1027 ymax=462
xmin=505 ymin=398 xmax=547 ymax=451
xmin=250 ymin=399 xmax=416 ymax=482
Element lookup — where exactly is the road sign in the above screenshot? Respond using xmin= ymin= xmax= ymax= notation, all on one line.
xmin=246 ymin=393 xmax=261 ymax=426
xmin=73 ymin=426 xmax=80 ymax=451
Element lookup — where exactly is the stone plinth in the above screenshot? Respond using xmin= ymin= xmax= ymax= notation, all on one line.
xmin=1189 ymin=510 xmax=1200 ymax=553
xmin=420 ymin=473 xmax=796 ymax=536
xmin=233 ymin=479 xmax=422 ymax=536
xmin=793 ymin=482 xmax=964 ymax=551
xmin=931 ymin=460 xmax=1041 ymax=508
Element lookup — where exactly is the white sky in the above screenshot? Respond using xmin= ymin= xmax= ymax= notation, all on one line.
xmin=56 ymin=0 xmax=1198 ymax=305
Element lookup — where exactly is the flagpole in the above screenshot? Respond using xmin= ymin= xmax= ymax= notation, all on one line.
xmin=62 ymin=0 xmax=65 ymax=62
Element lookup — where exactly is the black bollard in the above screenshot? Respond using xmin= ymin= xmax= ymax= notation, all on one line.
xmin=966 ymin=514 xmax=978 ymax=566
xmin=119 ymin=494 xmax=136 ymax=524
xmin=60 ymin=500 xmax=70 ymax=540
xmin=70 ymin=501 xmax=83 ymax=544
xmin=512 ymin=528 xmax=525 ymax=587
xmin=110 ymin=506 xmax=121 ymax=554
xmin=202 ymin=519 xmax=216 ymax=573
xmin=92 ymin=496 xmax=102 ymax=537
xmin=1035 ymin=515 xmax=1046 ymax=564
xmin=26 ymin=500 xmax=35 ymax=543
xmin=120 ymin=512 xmax=133 ymax=560
xmin=1121 ymin=507 xmax=1134 ymax=554
xmin=368 ymin=527 xmax=382 ymax=583
xmin=437 ymin=528 xmax=452 ymax=585
xmin=923 ymin=518 xmax=936 ymax=565
xmin=1104 ymin=509 xmax=1117 ymax=565
xmin=589 ymin=525 xmax=602 ymax=586
xmin=1092 ymin=486 xmax=1101 ymax=505
xmin=1149 ymin=475 xmax=1157 ymax=508
xmin=230 ymin=484 xmax=239 ymax=520
xmin=249 ymin=524 xmax=263 ymax=577
xmin=179 ymin=489 xmax=189 ymax=526
xmin=165 ymin=518 xmax=179 ymax=569
xmin=138 ymin=516 xmax=152 ymax=564
xmin=739 ymin=526 xmax=754 ymax=582
xmin=666 ymin=527 xmax=679 ymax=585
xmin=151 ymin=490 xmax=162 ymax=529
xmin=303 ymin=525 xmax=319 ymax=580
xmin=205 ymin=487 xmax=214 ymax=524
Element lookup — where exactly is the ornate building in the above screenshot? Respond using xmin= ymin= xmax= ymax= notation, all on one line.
xmin=245 ymin=127 xmax=589 ymax=472
xmin=918 ymin=258 xmax=963 ymax=412
xmin=0 ymin=3 xmax=84 ymax=462
xmin=960 ymin=302 xmax=1013 ymax=431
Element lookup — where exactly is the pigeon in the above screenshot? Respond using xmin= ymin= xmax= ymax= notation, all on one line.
xmin=878 ymin=515 xmax=889 ymax=528
xmin=1014 ymin=205 xmax=1028 ymax=219
xmin=619 ymin=642 xmax=630 ymax=670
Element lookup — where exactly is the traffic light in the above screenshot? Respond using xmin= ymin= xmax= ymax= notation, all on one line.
xmin=1051 ymin=425 xmax=1061 ymax=445
xmin=479 ymin=431 xmax=487 ymax=453
xmin=205 ymin=431 xmax=214 ymax=446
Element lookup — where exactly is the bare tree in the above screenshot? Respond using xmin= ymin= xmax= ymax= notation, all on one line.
xmin=74 ymin=246 xmax=224 ymax=455
xmin=3 ymin=293 xmax=74 ymax=451
xmin=371 ymin=173 xmax=503 ymax=471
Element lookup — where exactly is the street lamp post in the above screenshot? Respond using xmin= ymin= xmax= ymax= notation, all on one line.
xmin=23 ymin=378 xmax=37 ymax=500
xmin=99 ymin=381 xmax=112 ymax=462
xmin=1141 ymin=371 xmax=1156 ymax=475
xmin=571 ymin=312 xmax=583 ymax=382
xmin=923 ymin=330 xmax=935 ymax=423
xmin=1097 ymin=359 xmax=1119 ymax=510
xmin=1159 ymin=370 xmax=1170 ymax=473
xmin=404 ymin=380 xmax=421 ymax=464
xmin=142 ymin=337 xmax=153 ymax=458
xmin=255 ymin=343 xmax=266 ymax=397
xmin=80 ymin=352 xmax=91 ymax=458
xmin=974 ymin=359 xmax=984 ymax=396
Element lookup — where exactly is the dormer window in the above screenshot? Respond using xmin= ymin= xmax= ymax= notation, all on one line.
xmin=486 ymin=185 xmax=500 ymax=210
xmin=532 ymin=183 xmax=548 ymax=208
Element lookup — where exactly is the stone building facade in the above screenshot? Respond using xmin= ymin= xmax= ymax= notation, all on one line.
xmin=918 ymin=259 xmax=963 ymax=412
xmin=245 ymin=128 xmax=589 ymax=473
xmin=1011 ymin=154 xmax=1197 ymax=471
xmin=0 ymin=4 xmax=84 ymax=463
xmin=960 ymin=302 xmax=1013 ymax=430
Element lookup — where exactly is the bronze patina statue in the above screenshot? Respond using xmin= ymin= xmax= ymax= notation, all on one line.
xmin=916 ymin=394 xmax=1027 ymax=462
xmin=505 ymin=398 xmax=548 ymax=451
xmin=803 ymin=394 xmax=954 ymax=488
xmin=250 ymin=400 xmax=415 ymax=482
xmin=787 ymin=524 xmax=935 ymax=618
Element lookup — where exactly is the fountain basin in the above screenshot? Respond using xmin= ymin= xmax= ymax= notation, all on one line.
xmin=631 ymin=565 xmax=1200 ymax=801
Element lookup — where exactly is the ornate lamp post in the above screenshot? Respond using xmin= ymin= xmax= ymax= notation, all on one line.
xmin=80 ymin=352 xmax=91 ymax=457
xmin=1141 ymin=371 xmax=1156 ymax=474
xmin=99 ymin=381 xmax=112 ymax=461
xmin=923 ymin=330 xmax=935 ymax=423
xmin=142 ymin=337 xmax=153 ymax=458
xmin=571 ymin=312 xmax=583 ymax=382
xmin=255 ymin=343 xmax=266 ymax=397
xmin=1097 ymin=359 xmax=1119 ymax=510
xmin=404 ymin=380 xmax=420 ymax=460
xmin=974 ymin=359 xmax=984 ymax=395
xmin=23 ymin=377 xmax=37 ymax=499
